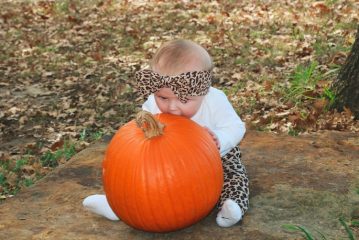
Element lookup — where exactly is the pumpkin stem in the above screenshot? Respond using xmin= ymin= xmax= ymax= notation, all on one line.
xmin=135 ymin=111 xmax=165 ymax=139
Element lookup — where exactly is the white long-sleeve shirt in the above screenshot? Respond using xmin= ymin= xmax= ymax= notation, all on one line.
xmin=142 ymin=87 xmax=246 ymax=156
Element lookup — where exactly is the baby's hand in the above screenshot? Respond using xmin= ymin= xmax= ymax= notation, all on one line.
xmin=203 ymin=127 xmax=220 ymax=150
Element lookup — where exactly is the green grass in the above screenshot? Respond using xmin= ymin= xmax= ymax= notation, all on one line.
xmin=282 ymin=224 xmax=317 ymax=240
xmin=79 ymin=128 xmax=104 ymax=142
xmin=14 ymin=158 xmax=28 ymax=173
xmin=54 ymin=0 xmax=70 ymax=14
xmin=291 ymin=26 xmax=305 ymax=41
xmin=334 ymin=21 xmax=358 ymax=31
xmin=322 ymin=87 xmax=336 ymax=108
xmin=234 ymin=56 xmax=248 ymax=65
xmin=339 ymin=217 xmax=356 ymax=240
xmin=0 ymin=157 xmax=34 ymax=196
xmin=224 ymin=81 xmax=246 ymax=96
xmin=282 ymin=218 xmax=357 ymax=240
xmin=314 ymin=40 xmax=328 ymax=57
xmin=288 ymin=127 xmax=300 ymax=137
xmin=285 ymin=61 xmax=322 ymax=105
xmin=314 ymin=35 xmax=352 ymax=61
xmin=40 ymin=141 xmax=76 ymax=167
xmin=21 ymin=178 xmax=34 ymax=187
xmin=0 ymin=173 xmax=6 ymax=187
xmin=325 ymin=0 xmax=338 ymax=6
xmin=0 ymin=134 xmax=90 ymax=199
xmin=323 ymin=63 xmax=341 ymax=79
xmin=250 ymin=29 xmax=267 ymax=38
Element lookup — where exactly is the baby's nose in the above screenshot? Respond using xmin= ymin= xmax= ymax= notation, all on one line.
xmin=168 ymin=100 xmax=178 ymax=110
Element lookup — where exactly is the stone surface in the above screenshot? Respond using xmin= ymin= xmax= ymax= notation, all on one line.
xmin=0 ymin=131 xmax=358 ymax=239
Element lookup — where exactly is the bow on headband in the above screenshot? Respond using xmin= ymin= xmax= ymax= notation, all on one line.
xmin=135 ymin=69 xmax=212 ymax=103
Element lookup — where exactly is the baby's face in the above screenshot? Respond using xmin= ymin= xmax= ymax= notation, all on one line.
xmin=154 ymin=88 xmax=204 ymax=118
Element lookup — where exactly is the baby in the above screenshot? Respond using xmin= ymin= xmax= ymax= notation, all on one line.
xmin=83 ymin=39 xmax=249 ymax=228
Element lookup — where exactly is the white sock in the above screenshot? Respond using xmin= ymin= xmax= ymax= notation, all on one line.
xmin=82 ymin=194 xmax=119 ymax=221
xmin=216 ymin=199 xmax=243 ymax=227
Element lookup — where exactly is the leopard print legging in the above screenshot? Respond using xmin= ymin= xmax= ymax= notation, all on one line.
xmin=217 ymin=146 xmax=249 ymax=214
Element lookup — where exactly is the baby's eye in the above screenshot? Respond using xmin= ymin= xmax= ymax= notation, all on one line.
xmin=159 ymin=96 xmax=167 ymax=100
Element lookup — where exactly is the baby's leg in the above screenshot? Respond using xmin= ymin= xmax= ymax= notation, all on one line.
xmin=83 ymin=194 xmax=119 ymax=221
xmin=216 ymin=146 xmax=249 ymax=227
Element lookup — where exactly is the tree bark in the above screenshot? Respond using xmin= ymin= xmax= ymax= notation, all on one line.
xmin=331 ymin=25 xmax=359 ymax=119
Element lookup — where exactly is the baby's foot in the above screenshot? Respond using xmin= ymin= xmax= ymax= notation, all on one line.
xmin=216 ymin=199 xmax=243 ymax=227
xmin=83 ymin=194 xmax=119 ymax=221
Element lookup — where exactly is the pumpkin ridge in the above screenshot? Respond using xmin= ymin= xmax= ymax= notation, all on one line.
xmin=104 ymin=134 xmax=123 ymax=212
xmin=166 ymin=132 xmax=190 ymax=228
xmin=180 ymin=127 xmax=222 ymax=219
xmin=180 ymin=137 xmax=203 ymax=222
xmin=133 ymin=145 xmax=151 ymax=229
xmin=145 ymin=141 xmax=164 ymax=229
xmin=110 ymin=127 xmax=145 ymax=226
xmin=156 ymin=138 xmax=177 ymax=231
xmin=166 ymin=127 xmax=205 ymax=226
xmin=116 ymin=136 xmax=135 ymax=224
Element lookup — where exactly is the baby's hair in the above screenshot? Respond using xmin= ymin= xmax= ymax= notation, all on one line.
xmin=150 ymin=39 xmax=213 ymax=75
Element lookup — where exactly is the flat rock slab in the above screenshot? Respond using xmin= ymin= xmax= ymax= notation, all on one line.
xmin=0 ymin=131 xmax=358 ymax=239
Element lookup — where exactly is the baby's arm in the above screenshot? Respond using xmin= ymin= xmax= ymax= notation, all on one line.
xmin=209 ymin=91 xmax=246 ymax=156
xmin=212 ymin=119 xmax=245 ymax=156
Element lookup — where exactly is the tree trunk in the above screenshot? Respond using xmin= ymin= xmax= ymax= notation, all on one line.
xmin=331 ymin=25 xmax=359 ymax=119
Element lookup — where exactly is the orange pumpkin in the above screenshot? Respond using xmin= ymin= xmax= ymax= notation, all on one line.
xmin=102 ymin=111 xmax=223 ymax=232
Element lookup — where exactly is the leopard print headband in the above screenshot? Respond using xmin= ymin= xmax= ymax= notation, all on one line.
xmin=135 ymin=69 xmax=212 ymax=103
